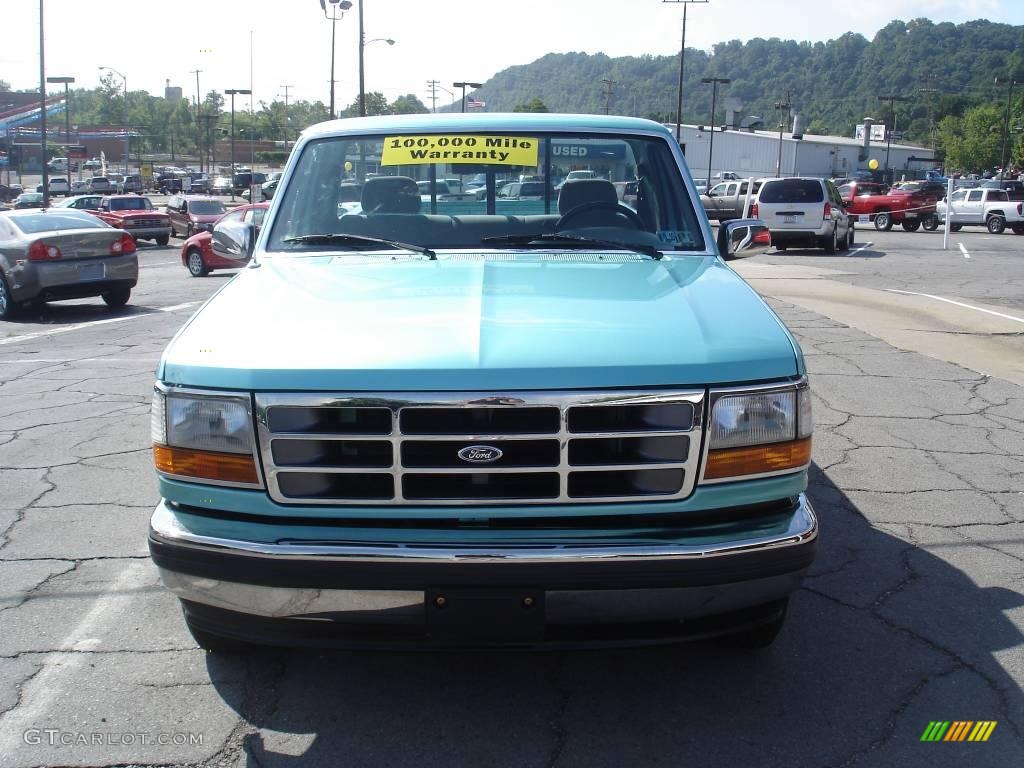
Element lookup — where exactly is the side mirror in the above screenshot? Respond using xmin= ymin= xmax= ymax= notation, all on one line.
xmin=211 ymin=219 xmax=256 ymax=264
xmin=717 ymin=218 xmax=772 ymax=261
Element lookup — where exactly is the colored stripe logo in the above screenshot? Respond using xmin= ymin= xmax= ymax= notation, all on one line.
xmin=921 ymin=721 xmax=996 ymax=742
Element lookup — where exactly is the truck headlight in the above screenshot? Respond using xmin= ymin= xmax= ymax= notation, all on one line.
xmin=151 ymin=386 xmax=261 ymax=486
xmin=702 ymin=381 xmax=812 ymax=481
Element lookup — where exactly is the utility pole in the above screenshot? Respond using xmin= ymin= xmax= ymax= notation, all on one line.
xmin=995 ymin=77 xmax=1020 ymax=181
xmin=279 ymin=85 xmax=293 ymax=148
xmin=919 ymin=77 xmax=941 ymax=150
xmin=39 ymin=0 xmax=48 ymax=208
xmin=878 ymin=94 xmax=910 ymax=180
xmin=775 ymin=89 xmax=792 ymax=177
xmin=601 ymin=78 xmax=617 ymax=115
xmin=702 ymin=77 xmax=730 ymax=187
xmin=190 ymin=69 xmax=202 ymax=171
xmin=662 ymin=0 xmax=709 ymax=143
xmin=426 ymin=80 xmax=439 ymax=113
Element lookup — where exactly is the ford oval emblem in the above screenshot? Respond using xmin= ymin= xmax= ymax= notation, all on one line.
xmin=458 ymin=445 xmax=503 ymax=464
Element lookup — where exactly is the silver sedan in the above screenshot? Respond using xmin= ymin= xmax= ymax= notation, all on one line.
xmin=0 ymin=208 xmax=139 ymax=320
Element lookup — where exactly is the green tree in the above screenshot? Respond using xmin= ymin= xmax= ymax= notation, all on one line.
xmin=513 ymin=97 xmax=549 ymax=113
xmin=805 ymin=119 xmax=828 ymax=135
xmin=341 ymin=92 xmax=391 ymax=117
xmin=391 ymin=94 xmax=428 ymax=114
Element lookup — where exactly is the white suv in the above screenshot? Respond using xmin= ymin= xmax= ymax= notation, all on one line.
xmin=753 ymin=177 xmax=854 ymax=253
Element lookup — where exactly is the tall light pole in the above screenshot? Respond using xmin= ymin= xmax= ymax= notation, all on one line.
xmin=38 ymin=0 xmax=48 ymax=207
xmin=454 ymin=81 xmax=483 ymax=113
xmin=190 ymin=69 xmax=202 ymax=172
xmin=995 ymin=77 xmax=1020 ymax=181
xmin=701 ymin=77 xmax=729 ymax=186
xmin=46 ymin=76 xmax=74 ymax=178
xmin=663 ymin=0 xmax=708 ymax=143
xmin=225 ymin=89 xmax=251 ymax=202
xmin=360 ymin=36 xmax=395 ymax=116
xmin=98 ymin=66 xmax=129 ymax=174
xmin=320 ymin=0 xmax=353 ymax=119
xmin=774 ymin=90 xmax=791 ymax=178
xmin=878 ymin=94 xmax=909 ymax=180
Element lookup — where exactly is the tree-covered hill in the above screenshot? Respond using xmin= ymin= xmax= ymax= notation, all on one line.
xmin=473 ymin=18 xmax=1024 ymax=149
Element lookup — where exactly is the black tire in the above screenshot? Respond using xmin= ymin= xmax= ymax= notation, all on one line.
xmin=986 ymin=215 xmax=1006 ymax=234
xmin=169 ymin=223 xmax=176 ymax=238
xmin=847 ymin=224 xmax=855 ymax=248
xmin=0 ymin=273 xmax=19 ymax=320
xmin=186 ymin=223 xmax=194 ymax=238
xmin=775 ymin=245 xmax=787 ymax=252
xmin=720 ymin=599 xmax=789 ymax=650
xmin=950 ymin=224 xmax=962 ymax=232
xmin=922 ymin=214 xmax=939 ymax=231
xmin=873 ymin=211 xmax=893 ymax=231
xmin=187 ymin=248 xmax=210 ymax=277
xmin=1012 ymin=224 xmax=1024 ymax=235
xmin=101 ymin=286 xmax=131 ymax=308
xmin=822 ymin=226 xmax=837 ymax=254
xmin=156 ymin=234 xmax=170 ymax=246
xmin=902 ymin=220 xmax=921 ymax=232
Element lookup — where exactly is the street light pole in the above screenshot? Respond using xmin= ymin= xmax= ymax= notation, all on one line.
xmin=662 ymin=0 xmax=708 ymax=143
xmin=995 ymin=77 xmax=1020 ymax=181
xmin=46 ymin=76 xmax=74 ymax=184
xmin=99 ymin=66 xmax=129 ymax=175
xmin=775 ymin=90 xmax=791 ymax=177
xmin=190 ymin=69 xmax=202 ymax=172
xmin=320 ymin=0 xmax=353 ymax=119
xmin=878 ymin=94 xmax=909 ymax=180
xmin=38 ymin=0 xmax=49 ymax=207
xmin=702 ymin=77 xmax=730 ymax=187
xmin=454 ymin=81 xmax=483 ymax=113
xmin=225 ymin=89 xmax=251 ymax=202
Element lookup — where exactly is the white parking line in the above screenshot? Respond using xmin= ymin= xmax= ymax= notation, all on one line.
xmin=0 ymin=302 xmax=200 ymax=346
xmin=848 ymin=241 xmax=874 ymax=255
xmin=140 ymin=260 xmax=180 ymax=268
xmin=885 ymin=289 xmax=1024 ymax=324
xmin=959 ymin=242 xmax=971 ymax=259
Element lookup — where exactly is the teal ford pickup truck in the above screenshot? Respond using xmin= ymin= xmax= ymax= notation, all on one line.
xmin=148 ymin=113 xmax=815 ymax=650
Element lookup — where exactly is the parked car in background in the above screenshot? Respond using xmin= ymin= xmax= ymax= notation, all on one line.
xmin=13 ymin=192 xmax=45 ymax=209
xmin=87 ymin=176 xmax=115 ymax=195
xmin=700 ymin=179 xmax=761 ymax=221
xmin=116 ymin=174 xmax=144 ymax=194
xmin=496 ymin=180 xmax=554 ymax=200
xmin=37 ymin=178 xmax=70 ymax=196
xmin=82 ymin=158 xmax=102 ymax=171
xmin=180 ymin=202 xmax=268 ymax=277
xmin=91 ymin=195 xmax=171 ymax=245
xmin=936 ymin=187 xmax=1024 ymax=234
xmin=189 ymin=174 xmax=213 ymax=194
xmin=838 ymin=180 xmax=939 ymax=232
xmin=979 ymin=178 xmax=1024 ymax=201
xmin=70 ymin=180 xmax=90 ymax=194
xmin=752 ymin=176 xmax=853 ymax=252
xmin=613 ymin=180 xmax=639 ymax=207
xmin=211 ymin=177 xmax=233 ymax=195
xmin=55 ymin=195 xmax=104 ymax=211
xmin=46 ymin=157 xmax=76 ymax=173
xmin=231 ymin=171 xmax=266 ymax=195
xmin=0 ymin=208 xmax=138 ymax=319
xmin=242 ymin=178 xmax=281 ymax=203
xmin=165 ymin=195 xmax=227 ymax=238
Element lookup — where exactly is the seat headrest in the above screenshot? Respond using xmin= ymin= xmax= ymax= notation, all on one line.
xmin=557 ymin=178 xmax=619 ymax=215
xmin=360 ymin=176 xmax=420 ymax=214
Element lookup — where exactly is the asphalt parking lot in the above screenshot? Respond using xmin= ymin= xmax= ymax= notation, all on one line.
xmin=0 ymin=226 xmax=1022 ymax=767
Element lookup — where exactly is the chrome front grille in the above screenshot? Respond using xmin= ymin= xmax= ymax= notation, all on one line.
xmin=255 ymin=390 xmax=705 ymax=506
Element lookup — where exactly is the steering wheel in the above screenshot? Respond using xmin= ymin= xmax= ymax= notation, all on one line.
xmin=555 ymin=201 xmax=645 ymax=231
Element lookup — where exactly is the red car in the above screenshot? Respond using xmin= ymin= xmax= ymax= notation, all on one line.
xmin=180 ymin=203 xmax=268 ymax=277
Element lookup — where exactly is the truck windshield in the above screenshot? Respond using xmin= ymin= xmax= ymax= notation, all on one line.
xmin=267 ymin=131 xmax=706 ymax=253
xmin=110 ymin=198 xmax=153 ymax=211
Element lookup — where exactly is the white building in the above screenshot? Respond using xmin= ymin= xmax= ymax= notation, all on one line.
xmin=669 ymin=123 xmax=937 ymax=181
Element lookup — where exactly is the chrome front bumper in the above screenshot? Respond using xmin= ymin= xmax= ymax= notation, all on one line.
xmin=150 ymin=495 xmax=817 ymax=629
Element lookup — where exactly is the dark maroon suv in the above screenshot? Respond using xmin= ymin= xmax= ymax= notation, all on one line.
xmin=166 ymin=195 xmax=228 ymax=238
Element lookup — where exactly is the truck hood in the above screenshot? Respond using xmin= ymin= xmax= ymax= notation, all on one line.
xmin=160 ymin=253 xmax=801 ymax=391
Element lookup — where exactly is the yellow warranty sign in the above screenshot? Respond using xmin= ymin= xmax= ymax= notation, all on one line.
xmin=381 ymin=135 xmax=538 ymax=166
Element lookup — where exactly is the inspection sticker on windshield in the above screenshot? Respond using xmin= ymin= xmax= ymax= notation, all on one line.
xmin=381 ymin=135 xmax=539 ymax=166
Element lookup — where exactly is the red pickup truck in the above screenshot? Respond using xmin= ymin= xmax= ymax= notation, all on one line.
xmin=837 ymin=181 xmax=939 ymax=232
xmin=91 ymin=196 xmax=171 ymax=245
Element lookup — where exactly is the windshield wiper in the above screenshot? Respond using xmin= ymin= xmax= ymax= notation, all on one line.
xmin=480 ymin=233 xmax=663 ymax=260
xmin=282 ymin=233 xmax=436 ymax=260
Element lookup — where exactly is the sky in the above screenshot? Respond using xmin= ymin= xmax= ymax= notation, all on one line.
xmin=2 ymin=0 xmax=1023 ymax=112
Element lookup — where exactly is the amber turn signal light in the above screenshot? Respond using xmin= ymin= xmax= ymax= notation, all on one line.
xmin=153 ymin=445 xmax=259 ymax=485
xmin=704 ymin=437 xmax=811 ymax=480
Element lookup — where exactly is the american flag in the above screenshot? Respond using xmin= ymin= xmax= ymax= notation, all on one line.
xmin=466 ymin=97 xmax=486 ymax=109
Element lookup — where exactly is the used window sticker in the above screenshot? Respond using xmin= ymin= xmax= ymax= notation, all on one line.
xmin=381 ymin=135 xmax=539 ymax=167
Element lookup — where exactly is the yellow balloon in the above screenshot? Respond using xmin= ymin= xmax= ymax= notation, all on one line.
xmin=344 ymin=161 xmax=353 ymax=172
xmin=868 ymin=158 xmax=879 ymax=170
